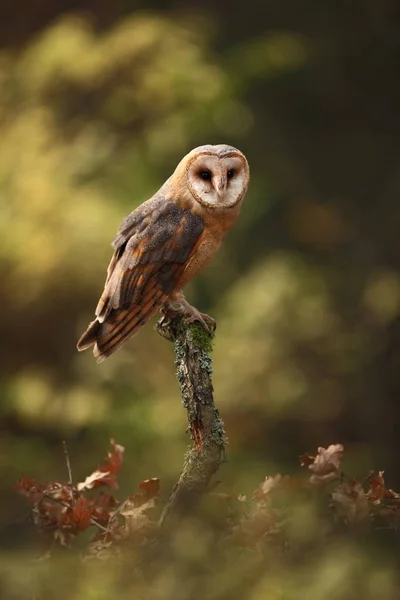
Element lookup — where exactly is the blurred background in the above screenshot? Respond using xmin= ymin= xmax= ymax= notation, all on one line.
xmin=1 ymin=0 xmax=400 ymax=596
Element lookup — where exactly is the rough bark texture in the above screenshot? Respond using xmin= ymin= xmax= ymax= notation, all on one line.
xmin=155 ymin=316 xmax=227 ymax=525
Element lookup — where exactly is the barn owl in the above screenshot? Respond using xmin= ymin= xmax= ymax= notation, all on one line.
xmin=77 ymin=144 xmax=250 ymax=362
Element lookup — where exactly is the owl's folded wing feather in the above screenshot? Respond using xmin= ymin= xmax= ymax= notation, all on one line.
xmin=77 ymin=196 xmax=204 ymax=362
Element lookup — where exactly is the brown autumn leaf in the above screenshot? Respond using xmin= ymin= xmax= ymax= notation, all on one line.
xmin=15 ymin=479 xmax=72 ymax=504
xmin=106 ymin=439 xmax=125 ymax=475
xmin=16 ymin=479 xmax=78 ymax=536
xmin=92 ymin=493 xmax=119 ymax=525
xmin=15 ymin=441 xmax=128 ymax=550
xmin=254 ymin=475 xmax=284 ymax=505
xmin=77 ymin=470 xmax=113 ymax=492
xmin=119 ymin=495 xmax=159 ymax=539
xmin=119 ymin=495 xmax=157 ymax=520
xmin=246 ymin=509 xmax=282 ymax=538
xmin=49 ymin=483 xmax=74 ymax=504
xmin=367 ymin=471 xmax=385 ymax=504
xmin=306 ymin=444 xmax=344 ymax=485
xmin=138 ymin=478 xmax=160 ymax=500
xmin=15 ymin=477 xmax=38 ymax=497
xmin=299 ymin=453 xmax=315 ymax=467
xmin=121 ymin=510 xmax=151 ymax=536
xmin=385 ymin=488 xmax=400 ymax=500
xmin=366 ymin=472 xmax=400 ymax=504
xmin=227 ymin=501 xmax=284 ymax=548
xmin=78 ymin=439 xmax=124 ymax=491
xmin=254 ymin=474 xmax=304 ymax=507
xmin=121 ymin=478 xmax=160 ymax=513
xmin=33 ymin=499 xmax=62 ymax=531
xmin=119 ymin=479 xmax=160 ymax=537
xmin=331 ymin=478 xmax=370 ymax=529
xmin=62 ymin=496 xmax=94 ymax=532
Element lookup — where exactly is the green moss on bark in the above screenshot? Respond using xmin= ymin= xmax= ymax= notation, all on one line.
xmin=187 ymin=321 xmax=214 ymax=354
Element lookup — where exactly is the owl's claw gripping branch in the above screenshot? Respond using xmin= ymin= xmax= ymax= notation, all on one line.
xmin=161 ymin=294 xmax=216 ymax=333
xmin=183 ymin=311 xmax=216 ymax=333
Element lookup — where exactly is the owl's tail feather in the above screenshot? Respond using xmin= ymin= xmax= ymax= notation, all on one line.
xmin=77 ymin=293 xmax=164 ymax=362
xmin=77 ymin=320 xmax=101 ymax=351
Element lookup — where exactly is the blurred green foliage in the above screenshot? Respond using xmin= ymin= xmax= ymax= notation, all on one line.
xmin=1 ymin=0 xmax=400 ymax=596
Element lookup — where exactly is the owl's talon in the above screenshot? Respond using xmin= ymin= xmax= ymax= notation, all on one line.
xmin=161 ymin=297 xmax=215 ymax=334
xmin=184 ymin=312 xmax=216 ymax=333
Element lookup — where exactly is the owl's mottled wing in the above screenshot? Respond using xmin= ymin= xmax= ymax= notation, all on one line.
xmin=77 ymin=196 xmax=204 ymax=362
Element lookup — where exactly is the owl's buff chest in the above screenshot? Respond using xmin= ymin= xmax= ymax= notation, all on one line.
xmin=180 ymin=208 xmax=238 ymax=286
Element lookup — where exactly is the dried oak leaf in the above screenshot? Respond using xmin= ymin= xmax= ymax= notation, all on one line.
xmin=119 ymin=479 xmax=160 ymax=538
xmin=245 ymin=510 xmax=282 ymax=539
xmin=48 ymin=482 xmax=74 ymax=504
xmin=306 ymin=444 xmax=344 ymax=486
xmin=92 ymin=493 xmax=119 ymax=525
xmin=138 ymin=478 xmax=160 ymax=500
xmin=16 ymin=479 xmax=77 ymax=535
xmin=78 ymin=439 xmax=124 ymax=491
xmin=254 ymin=474 xmax=303 ymax=507
xmin=367 ymin=471 xmax=385 ymax=504
xmin=331 ymin=478 xmax=370 ymax=529
xmin=33 ymin=499 xmax=61 ymax=531
xmin=253 ymin=475 xmax=284 ymax=505
xmin=77 ymin=471 xmax=111 ymax=492
xmin=15 ymin=478 xmax=46 ymax=503
xmin=15 ymin=479 xmax=71 ymax=503
xmin=15 ymin=477 xmax=37 ymax=496
xmin=366 ymin=471 xmax=400 ymax=503
xmin=386 ymin=489 xmax=400 ymax=500
xmin=61 ymin=496 xmax=94 ymax=532
xmin=228 ymin=507 xmax=283 ymax=548
xmin=299 ymin=453 xmax=315 ymax=467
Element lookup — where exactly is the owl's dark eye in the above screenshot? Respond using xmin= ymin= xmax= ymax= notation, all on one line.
xmin=199 ymin=170 xmax=212 ymax=181
xmin=227 ymin=169 xmax=235 ymax=179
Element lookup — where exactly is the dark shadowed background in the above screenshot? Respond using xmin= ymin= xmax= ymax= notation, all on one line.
xmin=1 ymin=0 xmax=400 ymax=597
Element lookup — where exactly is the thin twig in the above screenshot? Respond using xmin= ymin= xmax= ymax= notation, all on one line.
xmin=62 ymin=440 xmax=75 ymax=506
xmin=155 ymin=316 xmax=227 ymax=525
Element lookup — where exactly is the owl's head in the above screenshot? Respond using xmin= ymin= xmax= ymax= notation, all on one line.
xmin=179 ymin=144 xmax=249 ymax=209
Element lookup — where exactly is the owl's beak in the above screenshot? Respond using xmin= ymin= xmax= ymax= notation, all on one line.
xmin=216 ymin=176 xmax=226 ymax=198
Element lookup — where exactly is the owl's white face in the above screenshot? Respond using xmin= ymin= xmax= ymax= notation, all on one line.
xmin=186 ymin=145 xmax=249 ymax=209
